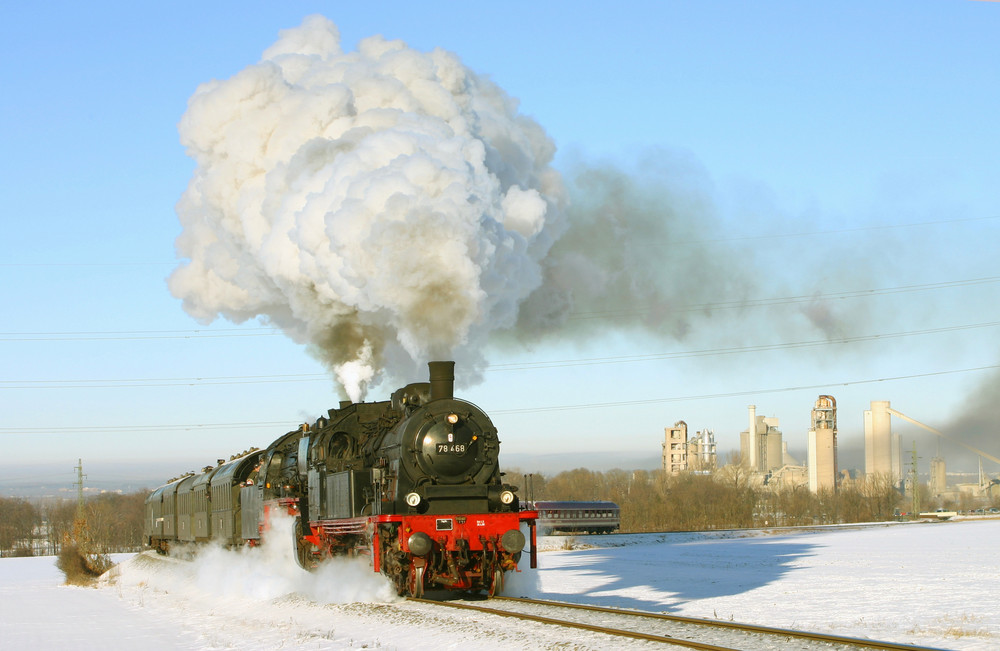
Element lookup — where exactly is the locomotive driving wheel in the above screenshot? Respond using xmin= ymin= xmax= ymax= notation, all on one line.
xmin=487 ymin=567 xmax=504 ymax=597
xmin=293 ymin=517 xmax=314 ymax=570
xmin=408 ymin=563 xmax=425 ymax=598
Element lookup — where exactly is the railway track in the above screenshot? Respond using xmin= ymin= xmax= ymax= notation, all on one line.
xmin=409 ymin=595 xmax=947 ymax=650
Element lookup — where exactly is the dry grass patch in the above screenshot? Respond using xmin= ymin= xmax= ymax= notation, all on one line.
xmin=57 ymin=541 xmax=113 ymax=586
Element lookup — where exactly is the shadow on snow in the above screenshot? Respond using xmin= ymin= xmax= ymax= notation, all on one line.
xmin=529 ymin=536 xmax=818 ymax=613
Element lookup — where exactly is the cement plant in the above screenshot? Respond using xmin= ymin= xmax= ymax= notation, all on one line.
xmin=663 ymin=395 xmax=1000 ymax=511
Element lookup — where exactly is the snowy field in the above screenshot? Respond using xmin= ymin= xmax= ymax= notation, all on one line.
xmin=1 ymin=518 xmax=997 ymax=650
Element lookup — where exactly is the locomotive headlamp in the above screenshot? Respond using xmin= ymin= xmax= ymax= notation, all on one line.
xmin=446 ymin=413 xmax=459 ymax=424
xmin=405 ymin=492 xmax=422 ymax=507
xmin=500 ymin=490 xmax=515 ymax=505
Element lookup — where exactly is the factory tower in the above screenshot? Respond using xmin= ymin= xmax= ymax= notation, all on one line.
xmin=808 ymin=395 xmax=838 ymax=492
xmin=741 ymin=405 xmax=783 ymax=472
xmin=864 ymin=400 xmax=903 ymax=486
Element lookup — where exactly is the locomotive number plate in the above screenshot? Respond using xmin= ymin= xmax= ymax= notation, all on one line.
xmin=436 ymin=443 xmax=466 ymax=454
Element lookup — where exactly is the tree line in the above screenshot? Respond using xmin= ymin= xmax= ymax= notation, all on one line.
xmin=0 ymin=492 xmax=148 ymax=558
xmin=510 ymin=466 xmax=910 ymax=531
xmin=4 ymin=464 xmax=992 ymax=557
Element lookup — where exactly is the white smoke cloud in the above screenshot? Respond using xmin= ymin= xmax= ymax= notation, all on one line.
xmin=170 ymin=15 xmax=565 ymax=399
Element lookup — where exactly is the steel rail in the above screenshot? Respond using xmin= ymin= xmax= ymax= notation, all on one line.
xmin=490 ymin=596 xmax=947 ymax=651
xmin=408 ymin=597 xmax=734 ymax=650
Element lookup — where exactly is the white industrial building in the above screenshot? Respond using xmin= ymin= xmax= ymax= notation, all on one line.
xmin=740 ymin=405 xmax=784 ymax=473
xmin=663 ymin=397 xmax=997 ymax=502
xmin=663 ymin=421 xmax=688 ymax=475
xmin=662 ymin=422 xmax=717 ymax=475
xmin=864 ymin=400 xmax=903 ymax=487
xmin=807 ymin=395 xmax=838 ymax=493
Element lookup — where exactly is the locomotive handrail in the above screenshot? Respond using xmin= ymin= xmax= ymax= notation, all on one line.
xmin=313 ymin=520 xmax=367 ymax=535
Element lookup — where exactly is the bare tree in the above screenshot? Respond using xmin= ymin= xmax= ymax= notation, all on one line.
xmin=543 ymin=468 xmax=603 ymax=501
xmin=771 ymin=486 xmax=819 ymax=526
xmin=43 ymin=500 xmax=77 ymax=553
xmin=510 ymin=460 xmax=910 ymax=533
xmin=86 ymin=492 xmax=148 ymax=553
xmin=0 ymin=498 xmax=41 ymax=556
xmin=859 ymin=473 xmax=902 ymax=521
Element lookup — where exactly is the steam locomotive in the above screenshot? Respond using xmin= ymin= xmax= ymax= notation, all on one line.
xmin=145 ymin=361 xmax=537 ymax=597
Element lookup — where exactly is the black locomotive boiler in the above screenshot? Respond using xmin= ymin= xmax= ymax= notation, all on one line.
xmin=145 ymin=361 xmax=537 ymax=597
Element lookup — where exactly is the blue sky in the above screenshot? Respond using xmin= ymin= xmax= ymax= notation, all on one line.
xmin=2 ymin=1 xmax=999 ymax=486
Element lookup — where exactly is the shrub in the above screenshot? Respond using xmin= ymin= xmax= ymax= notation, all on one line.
xmin=56 ymin=540 xmax=112 ymax=586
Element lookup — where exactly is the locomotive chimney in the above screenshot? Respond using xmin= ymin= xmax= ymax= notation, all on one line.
xmin=428 ymin=361 xmax=455 ymax=401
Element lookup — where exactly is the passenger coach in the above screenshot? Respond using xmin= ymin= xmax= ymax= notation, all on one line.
xmin=530 ymin=500 xmax=620 ymax=534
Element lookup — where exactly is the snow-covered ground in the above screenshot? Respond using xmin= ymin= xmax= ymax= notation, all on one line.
xmin=2 ymin=518 xmax=997 ymax=650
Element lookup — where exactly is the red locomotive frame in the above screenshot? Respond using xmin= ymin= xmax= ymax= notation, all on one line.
xmin=265 ymin=498 xmax=538 ymax=597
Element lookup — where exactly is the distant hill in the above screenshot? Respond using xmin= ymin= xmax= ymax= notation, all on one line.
xmin=0 ymin=460 xmax=201 ymax=499
xmin=1 ymin=454 xmax=670 ymax=499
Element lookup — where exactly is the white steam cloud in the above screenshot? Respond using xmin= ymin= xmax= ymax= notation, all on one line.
xmin=171 ymin=16 xmax=856 ymax=401
xmin=170 ymin=15 xmax=565 ymax=400
xmin=109 ymin=513 xmax=398 ymax=605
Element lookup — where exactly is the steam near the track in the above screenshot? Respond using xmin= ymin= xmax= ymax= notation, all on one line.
xmin=119 ymin=513 xmax=398 ymax=605
xmin=170 ymin=15 xmax=565 ymax=400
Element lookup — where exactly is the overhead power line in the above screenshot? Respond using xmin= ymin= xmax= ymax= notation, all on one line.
xmin=2 ymin=364 xmax=997 ymax=434
xmin=491 ymin=364 xmax=1000 ymax=415
xmin=0 ymin=261 xmax=175 ymax=268
xmin=3 ymin=320 xmax=999 ymax=389
xmin=1 ymin=421 xmax=293 ymax=434
xmin=2 ymin=215 xmax=997 ymax=268
xmin=0 ymin=373 xmax=328 ymax=389
xmin=0 ymin=328 xmax=281 ymax=342
xmin=3 ymin=276 xmax=998 ymax=341
xmin=669 ymin=214 xmax=1000 ymax=246
xmin=567 ymin=276 xmax=1000 ymax=321
xmin=0 ymin=373 xmax=329 ymax=389
xmin=487 ymin=321 xmax=1000 ymax=371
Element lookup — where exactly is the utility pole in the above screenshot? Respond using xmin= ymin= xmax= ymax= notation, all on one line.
xmin=75 ymin=458 xmax=87 ymax=521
